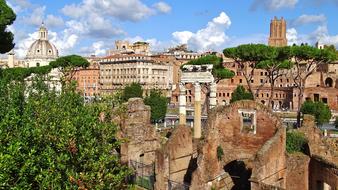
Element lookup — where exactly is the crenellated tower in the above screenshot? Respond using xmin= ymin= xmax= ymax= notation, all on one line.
xmin=268 ymin=16 xmax=287 ymax=47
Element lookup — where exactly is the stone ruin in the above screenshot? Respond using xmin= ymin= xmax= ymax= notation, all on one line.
xmin=114 ymin=98 xmax=337 ymax=190
xmin=189 ymin=100 xmax=286 ymax=190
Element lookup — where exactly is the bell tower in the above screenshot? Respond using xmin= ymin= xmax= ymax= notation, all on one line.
xmin=268 ymin=17 xmax=287 ymax=47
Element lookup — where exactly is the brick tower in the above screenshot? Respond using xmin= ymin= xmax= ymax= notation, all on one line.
xmin=268 ymin=17 xmax=287 ymax=47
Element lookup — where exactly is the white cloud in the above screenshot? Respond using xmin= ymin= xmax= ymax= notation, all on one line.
xmin=61 ymin=0 xmax=155 ymax=22
xmin=45 ymin=15 xmax=64 ymax=28
xmin=153 ymin=2 xmax=171 ymax=13
xmin=291 ymin=14 xmax=326 ymax=26
xmin=172 ymin=12 xmax=231 ymax=52
xmin=287 ymin=28 xmax=298 ymax=45
xmin=80 ymin=41 xmax=107 ymax=56
xmin=22 ymin=6 xmax=45 ymax=26
xmin=251 ymin=0 xmax=298 ymax=11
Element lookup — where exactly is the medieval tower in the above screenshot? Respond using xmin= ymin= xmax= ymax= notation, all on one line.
xmin=268 ymin=17 xmax=287 ymax=47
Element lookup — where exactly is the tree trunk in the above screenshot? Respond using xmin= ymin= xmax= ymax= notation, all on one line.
xmin=296 ymin=80 xmax=305 ymax=128
xmin=268 ymin=80 xmax=275 ymax=109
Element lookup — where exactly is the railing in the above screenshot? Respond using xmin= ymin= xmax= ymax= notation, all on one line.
xmin=129 ymin=160 xmax=155 ymax=190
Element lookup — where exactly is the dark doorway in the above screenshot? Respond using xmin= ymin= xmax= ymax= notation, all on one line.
xmin=325 ymin=78 xmax=333 ymax=87
xmin=224 ymin=160 xmax=252 ymax=190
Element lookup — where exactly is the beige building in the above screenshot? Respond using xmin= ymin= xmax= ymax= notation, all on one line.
xmin=99 ymin=54 xmax=173 ymax=96
xmin=268 ymin=16 xmax=287 ymax=47
xmin=107 ymin=40 xmax=150 ymax=55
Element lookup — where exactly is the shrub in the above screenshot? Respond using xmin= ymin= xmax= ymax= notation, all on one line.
xmin=286 ymin=131 xmax=308 ymax=154
xmin=217 ymin=146 xmax=224 ymax=161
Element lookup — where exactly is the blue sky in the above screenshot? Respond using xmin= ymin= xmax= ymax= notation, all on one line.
xmin=6 ymin=0 xmax=338 ymax=57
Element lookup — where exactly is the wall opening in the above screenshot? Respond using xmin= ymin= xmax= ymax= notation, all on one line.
xmin=325 ymin=78 xmax=333 ymax=87
xmin=223 ymin=160 xmax=252 ymax=190
xmin=238 ymin=109 xmax=256 ymax=134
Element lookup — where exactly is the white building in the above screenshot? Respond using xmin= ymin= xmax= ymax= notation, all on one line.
xmin=25 ymin=23 xmax=59 ymax=67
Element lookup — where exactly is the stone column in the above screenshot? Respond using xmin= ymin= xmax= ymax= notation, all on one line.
xmin=209 ymin=82 xmax=217 ymax=109
xmin=194 ymin=82 xmax=202 ymax=139
xmin=179 ymin=83 xmax=186 ymax=125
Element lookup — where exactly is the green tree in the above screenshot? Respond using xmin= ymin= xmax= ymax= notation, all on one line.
xmin=50 ymin=55 xmax=90 ymax=83
xmin=144 ymin=90 xmax=168 ymax=122
xmin=122 ymin=82 xmax=143 ymax=102
xmin=230 ymin=85 xmax=254 ymax=103
xmin=256 ymin=46 xmax=292 ymax=108
xmin=224 ymin=44 xmax=274 ymax=100
xmin=0 ymin=0 xmax=16 ymax=53
xmin=286 ymin=131 xmax=308 ymax=154
xmin=182 ymin=54 xmax=235 ymax=82
xmin=0 ymin=76 xmax=131 ymax=189
xmin=301 ymin=100 xmax=332 ymax=126
xmin=290 ymin=45 xmax=336 ymax=127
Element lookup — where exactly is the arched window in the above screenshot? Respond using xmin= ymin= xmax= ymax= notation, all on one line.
xmin=325 ymin=78 xmax=333 ymax=87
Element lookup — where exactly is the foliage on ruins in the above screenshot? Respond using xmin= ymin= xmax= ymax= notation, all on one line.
xmin=122 ymin=82 xmax=143 ymax=101
xmin=301 ymin=101 xmax=332 ymax=126
xmin=144 ymin=90 xmax=168 ymax=122
xmin=217 ymin=146 xmax=224 ymax=161
xmin=230 ymin=85 xmax=254 ymax=103
xmin=0 ymin=75 xmax=131 ymax=189
xmin=286 ymin=131 xmax=308 ymax=154
xmin=183 ymin=55 xmax=235 ymax=82
xmin=0 ymin=0 xmax=16 ymax=54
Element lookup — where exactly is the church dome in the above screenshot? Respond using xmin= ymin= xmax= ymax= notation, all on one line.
xmin=26 ymin=24 xmax=59 ymax=60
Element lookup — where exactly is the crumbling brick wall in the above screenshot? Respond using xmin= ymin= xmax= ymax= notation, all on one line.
xmin=190 ymin=100 xmax=286 ymax=190
xmin=117 ymin=98 xmax=161 ymax=165
xmin=155 ymin=125 xmax=193 ymax=190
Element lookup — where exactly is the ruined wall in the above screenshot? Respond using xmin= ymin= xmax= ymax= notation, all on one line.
xmin=155 ymin=125 xmax=193 ymax=190
xmin=309 ymin=157 xmax=338 ymax=190
xmin=190 ymin=100 xmax=286 ymax=190
xmin=285 ymin=154 xmax=310 ymax=190
xmin=117 ymin=98 xmax=161 ymax=165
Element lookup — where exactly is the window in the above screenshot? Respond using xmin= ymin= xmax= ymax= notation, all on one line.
xmin=251 ymin=80 xmax=254 ymax=83
xmin=238 ymin=109 xmax=257 ymax=134
xmin=227 ymin=93 xmax=230 ymax=97
xmin=260 ymin=79 xmax=264 ymax=83
xmin=260 ymin=72 xmax=263 ymax=76
xmin=36 ymin=62 xmax=40 ymax=67
xmin=239 ymin=79 xmax=242 ymax=83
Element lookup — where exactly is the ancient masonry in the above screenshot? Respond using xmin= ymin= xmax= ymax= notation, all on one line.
xmin=268 ymin=16 xmax=287 ymax=47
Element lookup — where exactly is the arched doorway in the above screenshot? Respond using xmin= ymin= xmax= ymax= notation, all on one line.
xmin=325 ymin=78 xmax=333 ymax=87
xmin=224 ymin=160 xmax=252 ymax=190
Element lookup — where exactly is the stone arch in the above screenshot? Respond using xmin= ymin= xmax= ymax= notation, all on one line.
xmin=223 ymin=160 xmax=252 ymax=189
xmin=325 ymin=77 xmax=333 ymax=87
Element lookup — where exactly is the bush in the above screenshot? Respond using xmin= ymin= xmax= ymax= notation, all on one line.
xmin=230 ymin=85 xmax=254 ymax=103
xmin=122 ymin=82 xmax=143 ymax=102
xmin=286 ymin=131 xmax=308 ymax=154
xmin=301 ymin=101 xmax=332 ymax=125
xmin=0 ymin=77 xmax=131 ymax=189
xmin=144 ymin=90 xmax=168 ymax=123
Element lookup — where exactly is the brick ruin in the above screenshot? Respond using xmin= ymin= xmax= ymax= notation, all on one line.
xmin=115 ymin=98 xmax=338 ymax=190
xmin=189 ymin=100 xmax=286 ymax=190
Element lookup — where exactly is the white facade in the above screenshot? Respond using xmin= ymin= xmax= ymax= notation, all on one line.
xmin=25 ymin=23 xmax=59 ymax=67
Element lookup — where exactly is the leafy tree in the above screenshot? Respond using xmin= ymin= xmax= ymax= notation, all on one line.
xmin=256 ymin=46 xmax=292 ymax=108
xmin=50 ymin=55 xmax=90 ymax=83
xmin=0 ymin=76 xmax=131 ymax=189
xmin=144 ymin=90 xmax=168 ymax=122
xmin=182 ymin=55 xmax=235 ymax=82
xmin=122 ymin=82 xmax=143 ymax=102
xmin=301 ymin=100 xmax=332 ymax=126
xmin=290 ymin=45 xmax=336 ymax=127
xmin=0 ymin=0 xmax=16 ymax=53
xmin=224 ymin=44 xmax=274 ymax=100
xmin=286 ymin=131 xmax=308 ymax=154
xmin=230 ymin=85 xmax=254 ymax=103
